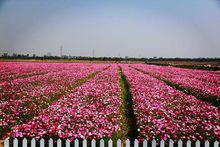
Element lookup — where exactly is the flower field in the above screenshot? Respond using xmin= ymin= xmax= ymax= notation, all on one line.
xmin=0 ymin=62 xmax=219 ymax=141
xmin=131 ymin=64 xmax=220 ymax=103
xmin=0 ymin=62 xmax=108 ymax=137
xmin=121 ymin=65 xmax=220 ymax=141
xmin=0 ymin=62 xmax=69 ymax=82
xmin=9 ymin=65 xmax=121 ymax=140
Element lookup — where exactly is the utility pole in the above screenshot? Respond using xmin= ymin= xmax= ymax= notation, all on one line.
xmin=118 ymin=53 xmax=121 ymax=58
xmin=92 ymin=48 xmax=95 ymax=58
xmin=60 ymin=45 xmax=63 ymax=57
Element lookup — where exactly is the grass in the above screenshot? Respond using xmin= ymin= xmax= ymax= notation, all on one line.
xmin=118 ymin=67 xmax=138 ymax=146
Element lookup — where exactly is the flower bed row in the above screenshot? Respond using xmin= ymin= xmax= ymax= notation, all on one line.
xmin=131 ymin=64 xmax=220 ymax=101
xmin=0 ymin=63 xmax=106 ymax=101
xmin=0 ymin=62 xmax=72 ymax=82
xmin=122 ymin=65 xmax=220 ymax=141
xmin=8 ymin=65 xmax=122 ymax=140
xmin=0 ymin=63 xmax=107 ymax=138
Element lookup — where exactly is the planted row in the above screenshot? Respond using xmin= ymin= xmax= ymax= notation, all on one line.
xmin=122 ymin=65 xmax=220 ymax=141
xmin=0 ymin=63 xmax=107 ymax=138
xmin=0 ymin=62 xmax=72 ymax=82
xmin=9 ymin=65 xmax=122 ymax=140
xmin=0 ymin=63 xmax=106 ymax=101
xmin=132 ymin=64 xmax=220 ymax=103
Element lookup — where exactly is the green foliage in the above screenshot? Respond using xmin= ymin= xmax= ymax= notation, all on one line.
xmin=118 ymin=67 xmax=138 ymax=141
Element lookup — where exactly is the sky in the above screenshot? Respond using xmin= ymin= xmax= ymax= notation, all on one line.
xmin=0 ymin=0 xmax=220 ymax=58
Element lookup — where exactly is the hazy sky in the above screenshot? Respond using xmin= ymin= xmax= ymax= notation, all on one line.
xmin=0 ymin=0 xmax=220 ymax=58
